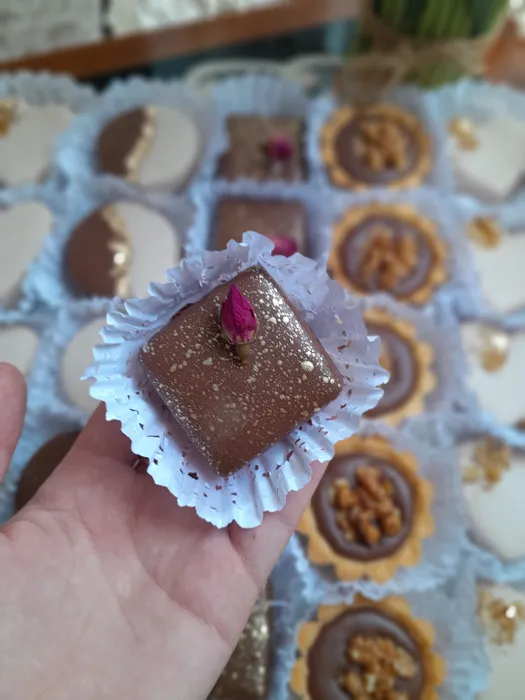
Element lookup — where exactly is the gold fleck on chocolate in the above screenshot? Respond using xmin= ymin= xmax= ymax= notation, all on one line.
xmin=468 ymin=217 xmax=504 ymax=249
xmin=449 ymin=116 xmax=479 ymax=150
xmin=479 ymin=589 xmax=525 ymax=645
xmin=462 ymin=438 xmax=510 ymax=489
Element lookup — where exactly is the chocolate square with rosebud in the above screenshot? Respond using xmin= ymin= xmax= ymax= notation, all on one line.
xmin=213 ymin=197 xmax=307 ymax=256
xmin=216 ymin=115 xmax=307 ymax=181
xmin=140 ymin=266 xmax=342 ymax=476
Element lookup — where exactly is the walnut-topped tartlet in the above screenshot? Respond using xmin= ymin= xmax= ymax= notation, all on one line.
xmin=321 ymin=104 xmax=432 ymax=190
xmin=297 ymin=434 xmax=433 ymax=582
xmin=291 ymin=596 xmax=445 ymax=700
xmin=329 ymin=203 xmax=448 ymax=306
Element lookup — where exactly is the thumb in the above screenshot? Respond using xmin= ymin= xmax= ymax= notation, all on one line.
xmin=0 ymin=363 xmax=27 ymax=483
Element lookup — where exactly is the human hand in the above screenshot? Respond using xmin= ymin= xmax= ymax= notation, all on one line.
xmin=0 ymin=362 xmax=327 ymax=700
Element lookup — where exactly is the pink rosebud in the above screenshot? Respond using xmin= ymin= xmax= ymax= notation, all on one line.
xmin=220 ymin=284 xmax=258 ymax=345
xmin=264 ymin=134 xmax=294 ymax=162
xmin=269 ymin=235 xmax=299 ymax=257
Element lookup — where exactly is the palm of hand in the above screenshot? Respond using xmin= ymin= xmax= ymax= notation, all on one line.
xmin=0 ymin=365 xmax=323 ymax=700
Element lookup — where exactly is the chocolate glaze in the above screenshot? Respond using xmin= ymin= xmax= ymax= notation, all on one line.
xmin=307 ymin=607 xmax=424 ymax=700
xmin=341 ymin=215 xmax=433 ymax=297
xmin=210 ymin=587 xmax=271 ymax=700
xmin=366 ymin=323 xmax=419 ymax=419
xmin=96 ymin=108 xmax=148 ymax=177
xmin=140 ymin=266 xmax=343 ymax=476
xmin=16 ymin=431 xmax=80 ymax=510
xmin=312 ymin=452 xmax=414 ymax=561
xmin=333 ymin=114 xmax=419 ymax=186
xmin=217 ymin=115 xmax=307 ymax=182
xmin=64 ymin=208 xmax=119 ymax=298
xmin=213 ymin=197 xmax=307 ymax=253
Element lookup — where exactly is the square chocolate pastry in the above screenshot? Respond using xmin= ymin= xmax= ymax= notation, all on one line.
xmin=140 ymin=266 xmax=342 ymax=476
xmin=213 ymin=197 xmax=308 ymax=255
xmin=217 ymin=115 xmax=307 ymax=181
xmin=210 ymin=588 xmax=272 ymax=700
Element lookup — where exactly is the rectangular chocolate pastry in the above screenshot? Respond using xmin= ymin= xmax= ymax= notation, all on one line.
xmin=213 ymin=197 xmax=308 ymax=254
xmin=209 ymin=588 xmax=272 ymax=700
xmin=140 ymin=266 xmax=342 ymax=476
xmin=217 ymin=115 xmax=307 ymax=181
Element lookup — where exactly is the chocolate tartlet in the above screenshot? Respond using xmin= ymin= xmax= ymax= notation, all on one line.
xmin=217 ymin=115 xmax=306 ymax=181
xmin=298 ymin=434 xmax=433 ymax=582
xmin=364 ymin=308 xmax=436 ymax=426
xmin=211 ymin=589 xmax=271 ymax=700
xmin=321 ymin=104 xmax=432 ymax=190
xmin=213 ymin=197 xmax=307 ymax=255
xmin=140 ymin=266 xmax=343 ymax=476
xmin=16 ymin=431 xmax=80 ymax=510
xmin=329 ymin=203 xmax=448 ymax=306
xmin=291 ymin=597 xmax=445 ymax=700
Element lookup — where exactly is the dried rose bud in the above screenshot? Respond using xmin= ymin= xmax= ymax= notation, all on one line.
xmin=220 ymin=284 xmax=258 ymax=364
xmin=269 ymin=235 xmax=298 ymax=257
xmin=264 ymin=134 xmax=294 ymax=162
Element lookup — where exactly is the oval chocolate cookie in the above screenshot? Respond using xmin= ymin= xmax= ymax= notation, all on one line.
xmin=16 ymin=431 xmax=80 ymax=510
xmin=64 ymin=201 xmax=181 ymax=299
xmin=96 ymin=106 xmax=200 ymax=191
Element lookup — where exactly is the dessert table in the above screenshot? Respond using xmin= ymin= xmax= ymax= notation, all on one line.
xmin=1 ymin=3 xmax=525 ymax=699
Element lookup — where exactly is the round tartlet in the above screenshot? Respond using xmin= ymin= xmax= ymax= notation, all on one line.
xmin=364 ymin=308 xmax=436 ymax=426
xmin=297 ymin=434 xmax=433 ymax=582
xmin=291 ymin=596 xmax=445 ymax=700
xmin=328 ymin=203 xmax=448 ymax=306
xmin=321 ymin=103 xmax=432 ymax=190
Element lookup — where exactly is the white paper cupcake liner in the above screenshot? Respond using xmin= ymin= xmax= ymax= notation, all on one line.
xmin=0 ymin=71 xmax=96 ymax=113
xmin=25 ymin=176 xmax=195 ymax=309
xmin=429 ymin=78 xmax=525 ymax=220
xmin=440 ymin=410 xmax=525 ymax=584
xmin=54 ymin=77 xmax=213 ymax=187
xmin=202 ymin=74 xmax=310 ymax=183
xmin=31 ymin=297 xmax=112 ymax=424
xmin=87 ymin=232 xmax=387 ymax=528
xmin=324 ymin=186 xmax=478 ymax=315
xmin=359 ymin=292 xmax=467 ymax=430
xmin=307 ymin=85 xmax=454 ymax=193
xmin=274 ymin=547 xmax=489 ymax=700
xmin=290 ymin=420 xmax=467 ymax=600
xmin=186 ymin=178 xmax=333 ymax=261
